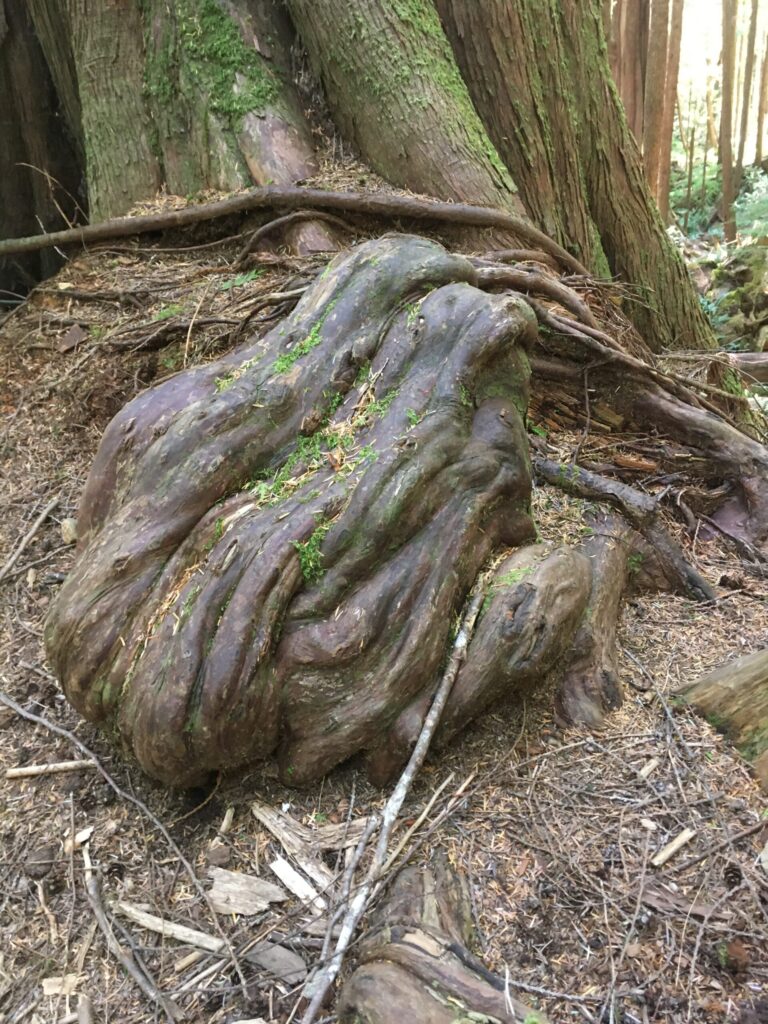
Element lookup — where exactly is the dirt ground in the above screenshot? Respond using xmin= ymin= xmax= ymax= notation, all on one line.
xmin=1 ymin=221 xmax=767 ymax=1024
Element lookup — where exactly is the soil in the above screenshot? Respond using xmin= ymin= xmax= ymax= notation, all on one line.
xmin=1 ymin=210 xmax=766 ymax=1024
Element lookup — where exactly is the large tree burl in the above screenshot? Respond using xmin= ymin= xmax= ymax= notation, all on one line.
xmin=45 ymin=236 xmax=542 ymax=787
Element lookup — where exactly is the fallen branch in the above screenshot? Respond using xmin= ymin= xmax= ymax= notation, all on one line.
xmin=0 ymin=185 xmax=587 ymax=275
xmin=6 ymin=758 xmax=95 ymax=779
xmin=114 ymin=902 xmax=224 ymax=954
xmin=0 ymin=494 xmax=60 ymax=585
xmin=533 ymin=457 xmax=716 ymax=602
xmin=82 ymin=845 xmax=183 ymax=1022
xmin=299 ymin=576 xmax=489 ymax=1024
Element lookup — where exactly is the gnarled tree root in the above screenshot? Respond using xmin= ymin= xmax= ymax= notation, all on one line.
xmin=45 ymin=234 xmax=539 ymax=788
xmin=337 ymin=858 xmax=549 ymax=1024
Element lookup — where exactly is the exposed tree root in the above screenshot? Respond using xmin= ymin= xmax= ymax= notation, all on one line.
xmin=0 ymin=186 xmax=587 ymax=274
xmin=44 ymin=231 xmax=768 ymax=790
xmin=337 ymin=858 xmax=549 ymax=1024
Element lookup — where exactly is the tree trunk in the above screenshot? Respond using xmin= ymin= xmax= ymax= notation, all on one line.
xmin=433 ymin=0 xmax=715 ymax=350
xmin=656 ymin=0 xmax=684 ymax=221
xmin=285 ymin=0 xmax=525 ymax=249
xmin=643 ymin=0 xmax=670 ymax=201
xmin=736 ymin=0 xmax=759 ymax=188
xmin=755 ymin=35 xmax=768 ymax=165
xmin=721 ymin=0 xmax=737 ymax=242
xmin=0 ymin=0 xmax=82 ymax=294
xmin=706 ymin=76 xmax=720 ymax=152
xmin=611 ymin=0 xmax=650 ymax=141
xmin=63 ymin=0 xmax=162 ymax=220
xmin=433 ymin=0 xmax=604 ymax=270
xmin=677 ymin=649 xmax=768 ymax=791
xmin=53 ymin=0 xmax=335 ymax=250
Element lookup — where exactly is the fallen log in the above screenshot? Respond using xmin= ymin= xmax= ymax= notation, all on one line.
xmin=337 ymin=858 xmax=550 ymax=1024
xmin=676 ymin=648 xmax=768 ymax=790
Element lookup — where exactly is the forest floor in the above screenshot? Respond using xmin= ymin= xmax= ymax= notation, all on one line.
xmin=1 ymin=204 xmax=767 ymax=1024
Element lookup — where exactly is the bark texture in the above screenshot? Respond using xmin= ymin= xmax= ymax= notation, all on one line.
xmin=45 ymin=235 xmax=539 ymax=787
xmin=286 ymin=0 xmax=527 ymax=248
xmin=610 ymin=0 xmax=650 ymax=140
xmin=642 ymin=0 xmax=670 ymax=202
xmin=721 ymin=0 xmax=737 ymax=242
xmin=437 ymin=0 xmax=716 ymax=351
xmin=656 ymin=0 xmax=684 ymax=221
xmin=0 ymin=0 xmax=82 ymax=293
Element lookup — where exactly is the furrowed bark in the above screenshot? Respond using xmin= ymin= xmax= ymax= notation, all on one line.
xmin=286 ymin=0 xmax=527 ymax=249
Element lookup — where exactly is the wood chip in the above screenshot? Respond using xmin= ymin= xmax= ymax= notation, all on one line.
xmin=42 ymin=974 xmax=83 ymax=996
xmin=638 ymin=757 xmax=660 ymax=779
xmin=208 ymin=866 xmax=287 ymax=916
xmin=246 ymin=940 xmax=307 ymax=983
xmin=58 ymin=324 xmax=88 ymax=353
xmin=60 ymin=517 xmax=78 ymax=544
xmin=269 ymin=855 xmax=326 ymax=914
xmin=651 ymin=827 xmax=696 ymax=867
xmin=115 ymin=902 xmax=224 ymax=952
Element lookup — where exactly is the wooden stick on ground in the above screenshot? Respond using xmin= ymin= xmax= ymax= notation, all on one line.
xmin=0 ymin=186 xmax=588 ymax=275
xmin=6 ymin=759 xmax=96 ymax=779
xmin=0 ymin=494 xmax=60 ymax=584
xmin=81 ymin=845 xmax=183 ymax=1022
xmin=299 ymin=576 xmax=489 ymax=1024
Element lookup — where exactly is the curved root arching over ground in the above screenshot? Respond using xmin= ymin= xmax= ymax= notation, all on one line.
xmin=43 ymin=234 xmax=757 ymax=789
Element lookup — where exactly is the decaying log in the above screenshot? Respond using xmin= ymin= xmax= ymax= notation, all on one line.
xmin=676 ymin=649 xmax=768 ymax=790
xmin=337 ymin=858 xmax=549 ymax=1024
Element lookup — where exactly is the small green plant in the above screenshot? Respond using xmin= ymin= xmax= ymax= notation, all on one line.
xmin=406 ymin=407 xmax=423 ymax=426
xmin=274 ymin=300 xmax=338 ymax=373
xmin=218 ymin=269 xmax=264 ymax=291
xmin=152 ymin=304 xmax=183 ymax=322
xmin=627 ymin=552 xmax=644 ymax=575
xmin=294 ymin=520 xmax=331 ymax=583
xmin=459 ymin=384 xmax=473 ymax=409
xmin=529 ymin=423 xmax=547 ymax=438
xmin=493 ymin=565 xmax=533 ymax=590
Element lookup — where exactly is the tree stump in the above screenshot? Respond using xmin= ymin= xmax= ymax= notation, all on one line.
xmin=676 ymin=649 xmax=768 ymax=790
xmin=337 ymin=857 xmax=549 ymax=1024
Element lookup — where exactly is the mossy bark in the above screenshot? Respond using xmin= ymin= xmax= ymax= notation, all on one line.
xmin=286 ymin=0 xmax=528 ymax=247
xmin=63 ymin=0 xmax=162 ymax=220
xmin=436 ymin=0 xmax=716 ymax=352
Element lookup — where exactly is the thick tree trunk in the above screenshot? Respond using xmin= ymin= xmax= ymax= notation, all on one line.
xmin=656 ymin=0 xmax=684 ymax=222
xmin=52 ymin=0 xmax=335 ymax=250
xmin=642 ymin=0 xmax=670 ymax=200
xmin=0 ymin=0 xmax=82 ymax=293
xmin=285 ymin=0 xmax=525 ymax=250
xmin=434 ymin=0 xmax=604 ymax=270
xmin=63 ymin=0 xmax=162 ymax=220
xmin=736 ymin=0 xmax=759 ymax=187
xmin=435 ymin=0 xmax=715 ymax=351
xmin=559 ymin=1 xmax=716 ymax=351
xmin=721 ymin=0 xmax=737 ymax=242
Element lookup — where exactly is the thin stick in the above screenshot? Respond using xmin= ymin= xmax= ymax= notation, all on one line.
xmin=81 ymin=845 xmax=182 ymax=1022
xmin=299 ymin=577 xmax=488 ymax=1024
xmin=0 ymin=495 xmax=60 ymax=583
xmin=6 ymin=758 xmax=95 ymax=779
